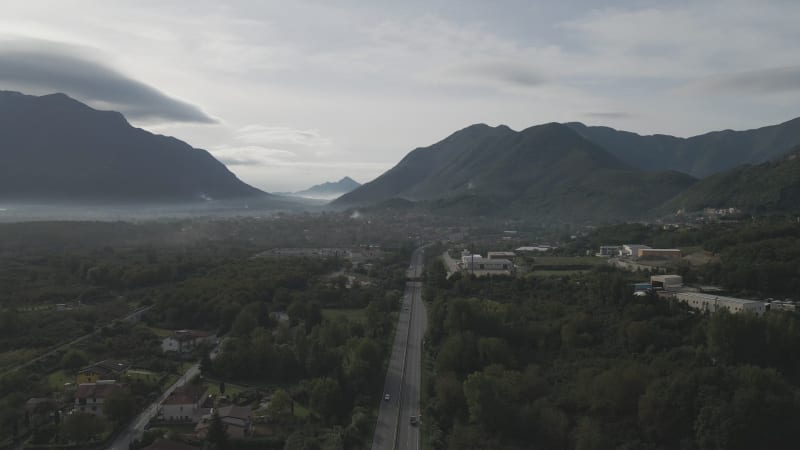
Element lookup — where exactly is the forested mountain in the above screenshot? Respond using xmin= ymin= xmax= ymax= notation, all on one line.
xmin=0 ymin=91 xmax=264 ymax=202
xmin=335 ymin=123 xmax=695 ymax=221
xmin=565 ymin=117 xmax=800 ymax=178
xmin=661 ymin=146 xmax=800 ymax=213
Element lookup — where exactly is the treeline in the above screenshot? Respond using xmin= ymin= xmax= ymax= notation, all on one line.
xmin=421 ymin=261 xmax=800 ymax=450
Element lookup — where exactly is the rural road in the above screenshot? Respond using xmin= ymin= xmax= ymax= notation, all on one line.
xmin=372 ymin=247 xmax=426 ymax=450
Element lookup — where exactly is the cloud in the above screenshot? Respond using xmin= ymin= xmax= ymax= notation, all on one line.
xmin=441 ymin=60 xmax=547 ymax=90
xmin=0 ymin=39 xmax=214 ymax=123
xmin=680 ymin=66 xmax=800 ymax=96
xmin=583 ymin=111 xmax=634 ymax=119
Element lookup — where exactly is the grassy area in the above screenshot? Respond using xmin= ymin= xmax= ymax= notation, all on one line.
xmin=203 ymin=380 xmax=248 ymax=397
xmin=148 ymin=326 xmax=174 ymax=338
xmin=321 ymin=307 xmax=367 ymax=322
xmin=530 ymin=269 xmax=588 ymax=277
xmin=47 ymin=369 xmax=73 ymax=389
xmin=0 ymin=347 xmax=40 ymax=370
xmin=530 ymin=256 xmax=603 ymax=266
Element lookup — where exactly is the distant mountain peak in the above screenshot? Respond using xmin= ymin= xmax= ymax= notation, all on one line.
xmin=290 ymin=176 xmax=361 ymax=200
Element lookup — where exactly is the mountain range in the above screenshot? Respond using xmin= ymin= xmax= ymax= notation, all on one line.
xmin=334 ymin=123 xmax=697 ymax=220
xmin=336 ymin=118 xmax=800 ymax=220
xmin=284 ymin=177 xmax=361 ymax=199
xmin=0 ymin=91 xmax=264 ymax=203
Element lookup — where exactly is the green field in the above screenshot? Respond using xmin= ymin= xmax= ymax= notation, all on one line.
xmin=530 ymin=269 xmax=588 ymax=277
xmin=530 ymin=256 xmax=604 ymax=266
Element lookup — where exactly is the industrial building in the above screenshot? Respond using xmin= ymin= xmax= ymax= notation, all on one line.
xmin=597 ymin=245 xmax=622 ymax=257
xmin=487 ymin=251 xmax=516 ymax=259
xmin=462 ymin=258 xmax=513 ymax=271
xmin=650 ymin=275 xmax=683 ymax=290
xmin=675 ymin=292 xmax=765 ymax=315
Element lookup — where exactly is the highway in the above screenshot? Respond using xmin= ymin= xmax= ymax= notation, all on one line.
xmin=372 ymin=247 xmax=427 ymax=450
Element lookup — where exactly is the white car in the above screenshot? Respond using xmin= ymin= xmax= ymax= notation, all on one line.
xmin=384 ymin=393 xmax=391 ymax=401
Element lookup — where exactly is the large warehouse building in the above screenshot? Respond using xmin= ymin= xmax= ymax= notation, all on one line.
xmin=675 ymin=292 xmax=765 ymax=315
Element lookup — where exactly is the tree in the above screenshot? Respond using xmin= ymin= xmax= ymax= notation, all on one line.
xmin=310 ymin=377 xmax=344 ymax=424
xmin=104 ymin=389 xmax=135 ymax=424
xmin=206 ymin=411 xmax=228 ymax=449
xmin=266 ymin=389 xmax=293 ymax=424
xmin=219 ymin=381 xmax=226 ymax=395
xmin=61 ymin=413 xmax=102 ymax=443
xmin=61 ymin=349 xmax=89 ymax=371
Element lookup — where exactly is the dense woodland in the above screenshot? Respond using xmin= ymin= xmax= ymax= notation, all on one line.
xmin=420 ymin=257 xmax=800 ymax=450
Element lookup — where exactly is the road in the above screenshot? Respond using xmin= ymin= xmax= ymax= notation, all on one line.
xmin=108 ymin=338 xmax=225 ymax=449
xmin=372 ymin=247 xmax=427 ymax=450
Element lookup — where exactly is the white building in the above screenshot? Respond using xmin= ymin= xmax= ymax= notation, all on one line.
xmin=597 ymin=246 xmax=622 ymax=257
xmin=462 ymin=258 xmax=513 ymax=271
xmin=622 ymin=244 xmax=651 ymax=257
xmin=675 ymin=292 xmax=765 ymax=315
xmin=487 ymin=251 xmax=515 ymax=260
xmin=650 ymin=275 xmax=683 ymax=290
xmin=162 ymin=330 xmax=215 ymax=354
xmin=74 ymin=381 xmax=122 ymax=417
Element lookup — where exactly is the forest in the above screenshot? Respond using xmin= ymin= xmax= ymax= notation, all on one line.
xmin=420 ymin=257 xmax=800 ymax=450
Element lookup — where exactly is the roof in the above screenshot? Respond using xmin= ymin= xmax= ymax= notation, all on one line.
xmin=78 ymin=360 xmax=130 ymax=376
xmin=217 ymin=405 xmax=252 ymax=421
xmin=163 ymin=385 xmax=207 ymax=406
xmin=677 ymin=292 xmax=762 ymax=306
xmin=75 ymin=382 xmax=122 ymax=400
xmin=141 ymin=439 xmax=200 ymax=450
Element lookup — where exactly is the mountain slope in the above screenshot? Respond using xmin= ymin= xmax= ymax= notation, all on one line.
xmin=0 ymin=91 xmax=264 ymax=202
xmin=335 ymin=123 xmax=696 ymax=220
xmin=661 ymin=147 xmax=800 ymax=213
xmin=565 ymin=117 xmax=800 ymax=177
xmin=293 ymin=176 xmax=360 ymax=199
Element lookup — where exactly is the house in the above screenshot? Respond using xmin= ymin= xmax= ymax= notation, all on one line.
xmin=161 ymin=385 xmax=209 ymax=422
xmin=196 ymin=405 xmax=253 ymax=439
xmin=161 ymin=330 xmax=215 ymax=354
xmin=74 ymin=381 xmax=123 ymax=417
xmin=141 ymin=439 xmax=200 ymax=450
xmin=77 ymin=360 xmax=130 ymax=384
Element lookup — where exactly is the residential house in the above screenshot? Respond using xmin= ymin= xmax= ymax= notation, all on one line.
xmin=161 ymin=330 xmax=215 ymax=354
xmin=196 ymin=405 xmax=253 ymax=439
xmin=161 ymin=385 xmax=210 ymax=422
xmin=74 ymin=381 xmax=123 ymax=417
xmin=77 ymin=360 xmax=130 ymax=384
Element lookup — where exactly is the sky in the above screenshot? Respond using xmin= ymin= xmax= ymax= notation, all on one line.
xmin=1 ymin=0 xmax=799 ymax=192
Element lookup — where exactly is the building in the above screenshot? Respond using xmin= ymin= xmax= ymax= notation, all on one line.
xmin=767 ymin=301 xmax=797 ymax=312
xmin=161 ymin=385 xmax=209 ymax=422
xmin=675 ymin=292 xmax=765 ymax=315
xmin=516 ymin=245 xmax=555 ymax=253
xmin=462 ymin=258 xmax=513 ymax=272
xmin=196 ymin=405 xmax=253 ymax=439
xmin=622 ymin=244 xmax=650 ymax=258
xmin=650 ymin=275 xmax=683 ymax=290
xmin=637 ymin=248 xmax=682 ymax=260
xmin=597 ymin=245 xmax=622 ymax=257
xmin=487 ymin=251 xmax=515 ymax=260
xmin=161 ymin=330 xmax=215 ymax=354
xmin=633 ymin=283 xmax=653 ymax=292
xmin=74 ymin=381 xmax=123 ymax=417
xmin=77 ymin=360 xmax=130 ymax=384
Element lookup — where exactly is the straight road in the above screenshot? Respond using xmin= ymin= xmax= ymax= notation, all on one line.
xmin=372 ymin=247 xmax=426 ymax=450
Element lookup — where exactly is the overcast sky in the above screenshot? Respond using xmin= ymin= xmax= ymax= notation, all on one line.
xmin=2 ymin=0 xmax=799 ymax=191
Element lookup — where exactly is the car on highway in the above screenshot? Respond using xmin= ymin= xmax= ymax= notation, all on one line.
xmin=410 ymin=416 xmax=418 ymax=426
xmin=384 ymin=393 xmax=391 ymax=401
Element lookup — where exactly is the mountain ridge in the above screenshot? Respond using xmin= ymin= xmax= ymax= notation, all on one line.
xmin=0 ymin=91 xmax=265 ymax=203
